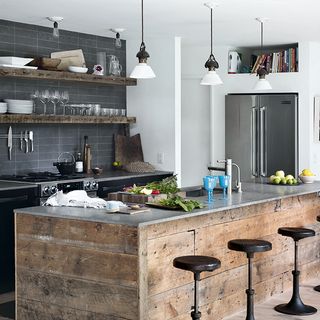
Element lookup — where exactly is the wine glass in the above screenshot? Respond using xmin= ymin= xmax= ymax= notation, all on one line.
xmin=219 ymin=175 xmax=230 ymax=199
xmin=30 ymin=90 xmax=39 ymax=114
xmin=39 ymin=90 xmax=50 ymax=115
xmin=60 ymin=91 xmax=69 ymax=115
xmin=203 ymin=175 xmax=217 ymax=203
xmin=49 ymin=90 xmax=60 ymax=115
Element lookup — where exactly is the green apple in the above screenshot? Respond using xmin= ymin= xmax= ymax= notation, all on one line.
xmin=273 ymin=177 xmax=281 ymax=184
xmin=269 ymin=175 xmax=276 ymax=183
xmin=293 ymin=178 xmax=298 ymax=184
xmin=285 ymin=174 xmax=294 ymax=180
xmin=281 ymin=177 xmax=287 ymax=184
xmin=275 ymin=170 xmax=285 ymax=178
xmin=287 ymin=179 xmax=293 ymax=185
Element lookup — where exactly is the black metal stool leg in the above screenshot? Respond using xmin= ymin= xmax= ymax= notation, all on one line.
xmin=275 ymin=240 xmax=317 ymax=315
xmin=191 ymin=272 xmax=201 ymax=320
xmin=246 ymin=253 xmax=255 ymax=320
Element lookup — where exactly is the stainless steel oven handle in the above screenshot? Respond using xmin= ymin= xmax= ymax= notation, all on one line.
xmin=251 ymin=108 xmax=258 ymax=177
xmin=260 ymin=107 xmax=267 ymax=177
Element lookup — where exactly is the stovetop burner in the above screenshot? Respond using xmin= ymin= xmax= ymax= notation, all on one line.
xmin=0 ymin=172 xmax=86 ymax=183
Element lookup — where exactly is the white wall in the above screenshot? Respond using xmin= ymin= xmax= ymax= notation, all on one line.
xmin=308 ymin=42 xmax=320 ymax=176
xmin=181 ymin=45 xmax=211 ymax=187
xmin=126 ymin=37 xmax=182 ymax=183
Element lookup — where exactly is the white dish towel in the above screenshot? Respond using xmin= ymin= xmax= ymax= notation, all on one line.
xmin=44 ymin=190 xmax=124 ymax=209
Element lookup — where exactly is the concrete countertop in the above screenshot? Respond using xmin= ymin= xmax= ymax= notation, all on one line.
xmin=15 ymin=181 xmax=320 ymax=227
xmin=0 ymin=180 xmax=37 ymax=192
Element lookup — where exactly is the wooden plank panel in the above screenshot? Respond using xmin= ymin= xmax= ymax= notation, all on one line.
xmin=147 ymin=230 xmax=195 ymax=296
xmin=16 ymin=213 xmax=138 ymax=255
xmin=16 ymin=239 xmax=137 ymax=287
xmin=16 ymin=268 xmax=138 ymax=319
xmin=17 ymin=298 xmax=134 ymax=320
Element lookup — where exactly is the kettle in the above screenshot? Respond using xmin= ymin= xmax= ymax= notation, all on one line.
xmin=107 ymin=55 xmax=122 ymax=76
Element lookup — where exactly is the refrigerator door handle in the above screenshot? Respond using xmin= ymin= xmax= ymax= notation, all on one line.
xmin=251 ymin=108 xmax=258 ymax=177
xmin=260 ymin=106 xmax=267 ymax=177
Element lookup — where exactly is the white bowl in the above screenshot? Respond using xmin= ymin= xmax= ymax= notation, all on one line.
xmin=5 ymin=99 xmax=33 ymax=105
xmin=68 ymin=66 xmax=88 ymax=73
xmin=0 ymin=57 xmax=33 ymax=66
xmin=299 ymin=175 xmax=316 ymax=183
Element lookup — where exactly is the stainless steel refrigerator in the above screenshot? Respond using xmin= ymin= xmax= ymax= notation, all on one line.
xmin=225 ymin=93 xmax=298 ymax=181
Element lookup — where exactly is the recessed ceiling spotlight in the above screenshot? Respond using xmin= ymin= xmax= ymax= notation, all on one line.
xmin=47 ymin=16 xmax=63 ymax=39
xmin=110 ymin=28 xmax=125 ymax=49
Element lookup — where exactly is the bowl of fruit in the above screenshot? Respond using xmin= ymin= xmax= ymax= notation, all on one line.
xmin=269 ymin=170 xmax=298 ymax=185
xmin=299 ymin=169 xmax=316 ymax=184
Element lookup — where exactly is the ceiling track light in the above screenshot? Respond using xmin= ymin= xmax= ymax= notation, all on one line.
xmin=47 ymin=16 xmax=63 ymax=39
xmin=130 ymin=0 xmax=155 ymax=79
xmin=200 ymin=2 xmax=222 ymax=86
xmin=253 ymin=18 xmax=272 ymax=91
xmin=110 ymin=28 xmax=125 ymax=49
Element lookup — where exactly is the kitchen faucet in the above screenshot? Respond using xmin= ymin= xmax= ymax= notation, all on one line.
xmin=208 ymin=158 xmax=242 ymax=194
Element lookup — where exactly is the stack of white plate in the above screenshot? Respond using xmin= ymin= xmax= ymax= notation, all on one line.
xmin=4 ymin=99 xmax=33 ymax=114
xmin=0 ymin=102 xmax=7 ymax=114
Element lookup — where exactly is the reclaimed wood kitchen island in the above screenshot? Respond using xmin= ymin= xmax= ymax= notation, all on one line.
xmin=14 ymin=182 xmax=320 ymax=320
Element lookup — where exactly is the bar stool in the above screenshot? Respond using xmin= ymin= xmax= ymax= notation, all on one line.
xmin=275 ymin=227 xmax=317 ymax=315
xmin=228 ymin=239 xmax=272 ymax=320
xmin=314 ymin=215 xmax=320 ymax=292
xmin=173 ymin=255 xmax=221 ymax=320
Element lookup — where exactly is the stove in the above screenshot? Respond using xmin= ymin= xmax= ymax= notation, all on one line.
xmin=0 ymin=171 xmax=98 ymax=204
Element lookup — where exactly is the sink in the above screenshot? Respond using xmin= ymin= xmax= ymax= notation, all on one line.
xmin=184 ymin=186 xmax=223 ymax=197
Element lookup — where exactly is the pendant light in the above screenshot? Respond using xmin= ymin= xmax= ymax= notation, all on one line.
xmin=200 ymin=3 xmax=222 ymax=86
xmin=253 ymin=18 xmax=272 ymax=90
xmin=130 ymin=0 xmax=155 ymax=79
xmin=47 ymin=17 xmax=63 ymax=39
xmin=110 ymin=28 xmax=125 ymax=49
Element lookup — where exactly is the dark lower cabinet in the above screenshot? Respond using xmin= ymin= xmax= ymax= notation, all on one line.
xmin=0 ymin=187 xmax=37 ymax=319
xmin=97 ymin=173 xmax=173 ymax=198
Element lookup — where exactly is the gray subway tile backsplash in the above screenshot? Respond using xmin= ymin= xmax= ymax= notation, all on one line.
xmin=0 ymin=19 xmax=127 ymax=175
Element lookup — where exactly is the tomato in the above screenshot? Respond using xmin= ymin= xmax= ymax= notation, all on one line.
xmin=152 ymin=189 xmax=160 ymax=195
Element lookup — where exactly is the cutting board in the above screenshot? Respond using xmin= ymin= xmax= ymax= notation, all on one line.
xmin=51 ymin=49 xmax=86 ymax=70
xmin=108 ymin=191 xmax=187 ymax=204
xmin=114 ymin=134 xmax=144 ymax=166
xmin=116 ymin=207 xmax=150 ymax=215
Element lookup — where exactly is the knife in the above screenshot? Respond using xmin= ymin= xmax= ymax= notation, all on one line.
xmin=24 ymin=130 xmax=28 ymax=153
xmin=8 ymin=126 xmax=12 ymax=160
xmin=29 ymin=131 xmax=33 ymax=152
xmin=20 ymin=131 xmax=23 ymax=151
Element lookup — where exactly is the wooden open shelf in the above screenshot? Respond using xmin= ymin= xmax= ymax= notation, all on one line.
xmin=0 ymin=114 xmax=136 ymax=124
xmin=0 ymin=67 xmax=137 ymax=86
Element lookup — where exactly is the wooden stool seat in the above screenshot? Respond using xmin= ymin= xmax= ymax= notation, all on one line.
xmin=173 ymin=255 xmax=221 ymax=273
xmin=173 ymin=255 xmax=221 ymax=320
xmin=228 ymin=239 xmax=272 ymax=254
xmin=278 ymin=227 xmax=315 ymax=241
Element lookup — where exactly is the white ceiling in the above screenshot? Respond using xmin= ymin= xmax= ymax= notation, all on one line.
xmin=2 ymin=0 xmax=320 ymax=47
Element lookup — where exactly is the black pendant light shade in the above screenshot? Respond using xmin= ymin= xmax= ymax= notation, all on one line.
xmin=201 ymin=4 xmax=222 ymax=86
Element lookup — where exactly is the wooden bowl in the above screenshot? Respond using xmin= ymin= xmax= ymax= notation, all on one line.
xmin=29 ymin=57 xmax=61 ymax=70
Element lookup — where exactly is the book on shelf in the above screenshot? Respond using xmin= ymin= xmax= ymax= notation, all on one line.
xmin=249 ymin=46 xmax=298 ymax=74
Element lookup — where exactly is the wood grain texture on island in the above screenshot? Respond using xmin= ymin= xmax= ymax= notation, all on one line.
xmin=15 ymin=193 xmax=320 ymax=319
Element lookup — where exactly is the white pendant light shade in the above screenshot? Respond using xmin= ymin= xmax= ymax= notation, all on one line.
xmin=130 ymin=62 xmax=155 ymax=79
xmin=130 ymin=0 xmax=155 ymax=79
xmin=200 ymin=70 xmax=222 ymax=86
xmin=253 ymin=78 xmax=272 ymax=90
